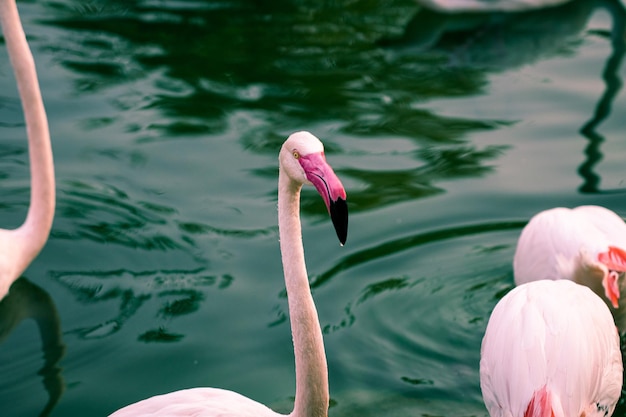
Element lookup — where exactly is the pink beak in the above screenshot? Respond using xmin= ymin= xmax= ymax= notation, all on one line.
xmin=298 ymin=152 xmax=348 ymax=245
xmin=598 ymin=246 xmax=626 ymax=308
xmin=603 ymin=271 xmax=620 ymax=309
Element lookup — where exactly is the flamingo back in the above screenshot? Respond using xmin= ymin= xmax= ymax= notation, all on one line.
xmin=480 ymin=280 xmax=622 ymax=417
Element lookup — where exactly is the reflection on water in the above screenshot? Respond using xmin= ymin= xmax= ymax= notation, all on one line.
xmin=41 ymin=0 xmax=514 ymax=211
xmin=51 ymin=268 xmax=232 ymax=340
xmin=578 ymin=0 xmax=626 ymax=193
xmin=380 ymin=0 xmax=595 ymax=69
xmin=383 ymin=0 xmax=626 ymax=194
xmin=41 ymin=0 xmax=626 ymax=209
xmin=0 ymin=278 xmax=65 ymax=417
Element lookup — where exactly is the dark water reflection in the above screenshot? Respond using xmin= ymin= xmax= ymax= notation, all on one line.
xmin=0 ymin=278 xmax=65 ymax=417
xmin=41 ymin=0 xmax=626 ymax=199
xmin=578 ymin=0 xmax=626 ymax=193
xmin=386 ymin=0 xmax=626 ymax=192
xmin=42 ymin=0 xmax=503 ymax=139
xmin=382 ymin=0 xmax=604 ymax=68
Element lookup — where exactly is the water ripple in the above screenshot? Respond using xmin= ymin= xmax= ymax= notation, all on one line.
xmin=51 ymin=268 xmax=232 ymax=340
xmin=313 ymin=220 xmax=526 ymax=288
xmin=56 ymin=179 xmax=183 ymax=251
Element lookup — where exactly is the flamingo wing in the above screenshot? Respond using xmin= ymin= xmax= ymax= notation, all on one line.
xmin=573 ymin=206 xmax=626 ymax=246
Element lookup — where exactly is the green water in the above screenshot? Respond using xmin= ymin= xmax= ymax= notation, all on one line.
xmin=1 ymin=0 xmax=626 ymax=416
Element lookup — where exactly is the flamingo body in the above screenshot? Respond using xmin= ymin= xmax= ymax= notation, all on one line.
xmin=514 ymin=206 xmax=626 ymax=309
xmin=480 ymin=280 xmax=623 ymax=417
xmin=0 ymin=0 xmax=55 ymax=299
xmin=110 ymin=388 xmax=281 ymax=417
xmin=109 ymin=131 xmax=348 ymax=417
xmin=414 ymin=0 xmax=573 ymax=13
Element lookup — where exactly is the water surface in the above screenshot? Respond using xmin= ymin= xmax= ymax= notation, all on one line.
xmin=1 ymin=0 xmax=626 ymax=416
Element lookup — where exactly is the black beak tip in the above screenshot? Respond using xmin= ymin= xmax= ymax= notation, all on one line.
xmin=330 ymin=197 xmax=348 ymax=245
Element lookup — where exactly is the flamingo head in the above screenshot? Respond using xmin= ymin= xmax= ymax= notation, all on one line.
xmin=597 ymin=246 xmax=626 ymax=309
xmin=280 ymin=131 xmax=348 ymax=245
xmin=575 ymin=246 xmax=626 ymax=309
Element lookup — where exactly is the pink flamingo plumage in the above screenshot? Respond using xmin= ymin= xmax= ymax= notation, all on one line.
xmin=0 ymin=0 xmax=55 ymax=300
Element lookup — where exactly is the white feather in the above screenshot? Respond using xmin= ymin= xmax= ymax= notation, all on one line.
xmin=480 ymin=280 xmax=622 ymax=417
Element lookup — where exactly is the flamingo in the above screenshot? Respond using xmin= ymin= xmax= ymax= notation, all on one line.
xmin=0 ymin=0 xmax=55 ymax=300
xmin=513 ymin=206 xmax=626 ymax=312
xmin=480 ymin=279 xmax=623 ymax=417
xmin=108 ymin=131 xmax=348 ymax=417
xmin=413 ymin=0 xmax=573 ymax=13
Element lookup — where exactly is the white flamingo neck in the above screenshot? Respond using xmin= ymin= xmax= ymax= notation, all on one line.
xmin=0 ymin=0 xmax=55 ymax=277
xmin=277 ymin=167 xmax=329 ymax=417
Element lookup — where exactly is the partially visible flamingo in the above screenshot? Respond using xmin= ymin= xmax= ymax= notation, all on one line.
xmin=480 ymin=279 xmax=623 ymax=417
xmin=514 ymin=206 xmax=626 ymax=312
xmin=413 ymin=0 xmax=573 ymax=13
xmin=108 ymin=131 xmax=348 ymax=417
xmin=0 ymin=0 xmax=55 ymax=299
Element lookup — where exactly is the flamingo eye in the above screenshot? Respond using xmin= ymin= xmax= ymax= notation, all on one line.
xmin=293 ymin=151 xmax=300 ymax=159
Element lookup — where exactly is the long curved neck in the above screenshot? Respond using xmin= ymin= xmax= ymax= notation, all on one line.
xmin=278 ymin=167 xmax=328 ymax=417
xmin=0 ymin=0 xmax=55 ymax=275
